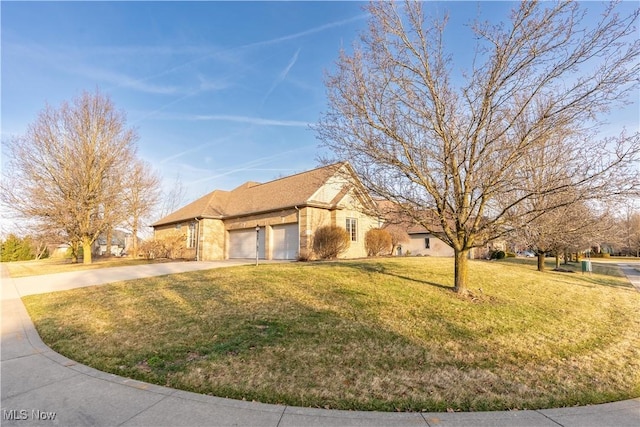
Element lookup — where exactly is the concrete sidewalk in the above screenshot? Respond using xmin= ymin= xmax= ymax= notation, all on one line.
xmin=617 ymin=262 xmax=640 ymax=292
xmin=1 ymin=261 xmax=639 ymax=426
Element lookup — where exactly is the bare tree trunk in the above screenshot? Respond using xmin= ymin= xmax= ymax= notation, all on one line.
xmin=104 ymin=227 xmax=112 ymax=258
xmin=537 ymin=252 xmax=546 ymax=272
xmin=555 ymin=254 xmax=560 ymax=269
xmin=454 ymin=249 xmax=470 ymax=294
xmin=33 ymin=241 xmax=47 ymax=260
xmin=70 ymin=240 xmax=79 ymax=263
xmin=132 ymin=224 xmax=139 ymax=258
xmin=82 ymin=235 xmax=92 ymax=264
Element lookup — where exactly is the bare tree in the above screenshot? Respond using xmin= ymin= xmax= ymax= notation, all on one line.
xmin=2 ymin=90 xmax=138 ymax=264
xmin=519 ymin=199 xmax=609 ymax=271
xmin=123 ymin=159 xmax=161 ymax=258
xmin=384 ymin=223 xmax=410 ymax=256
xmin=317 ymin=1 xmax=640 ymax=293
xmin=159 ymin=173 xmax=187 ymax=219
xmin=615 ymin=203 xmax=640 ymax=257
xmin=101 ymin=150 xmax=133 ymax=258
xmin=627 ymin=213 xmax=640 ymax=257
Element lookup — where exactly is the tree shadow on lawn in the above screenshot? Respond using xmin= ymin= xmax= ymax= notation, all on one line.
xmin=496 ymin=259 xmax=636 ymax=291
xmin=572 ymin=275 xmax=637 ymax=291
xmin=328 ymin=261 xmax=454 ymax=292
xmin=548 ymin=266 xmax=637 ymax=291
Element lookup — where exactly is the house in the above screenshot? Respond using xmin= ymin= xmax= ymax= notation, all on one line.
xmin=376 ymin=200 xmax=455 ymax=257
xmin=398 ymin=224 xmax=455 ymax=257
xmin=151 ymin=163 xmax=380 ymax=260
xmin=49 ymin=243 xmax=71 ymax=259
xmin=93 ymin=229 xmax=135 ymax=256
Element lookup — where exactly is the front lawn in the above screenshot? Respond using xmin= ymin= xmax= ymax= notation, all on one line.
xmin=23 ymin=257 xmax=640 ymax=411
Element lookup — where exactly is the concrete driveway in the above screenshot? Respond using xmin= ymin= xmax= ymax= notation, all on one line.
xmin=2 ymin=260 xmax=639 ymax=426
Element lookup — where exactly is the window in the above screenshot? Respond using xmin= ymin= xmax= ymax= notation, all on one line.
xmin=187 ymin=222 xmax=197 ymax=248
xmin=346 ymin=218 xmax=357 ymax=241
xmin=425 ymin=237 xmax=430 ymax=249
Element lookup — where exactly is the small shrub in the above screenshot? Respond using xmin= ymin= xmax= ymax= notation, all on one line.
xmin=313 ymin=225 xmax=350 ymax=260
xmin=365 ymin=228 xmax=392 ymax=256
xmin=490 ymin=250 xmax=506 ymax=260
xmin=139 ymin=231 xmax=186 ymax=259
xmin=139 ymin=239 xmax=161 ymax=259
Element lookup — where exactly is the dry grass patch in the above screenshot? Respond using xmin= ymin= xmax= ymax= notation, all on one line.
xmin=23 ymin=258 xmax=640 ymax=411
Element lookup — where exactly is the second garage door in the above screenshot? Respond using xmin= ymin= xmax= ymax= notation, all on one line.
xmin=229 ymin=228 xmax=265 ymax=259
xmin=272 ymin=224 xmax=298 ymax=260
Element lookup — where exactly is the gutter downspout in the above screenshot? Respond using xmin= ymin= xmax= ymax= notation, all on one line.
xmin=195 ymin=217 xmax=201 ymax=261
xmin=294 ymin=206 xmax=300 ymax=259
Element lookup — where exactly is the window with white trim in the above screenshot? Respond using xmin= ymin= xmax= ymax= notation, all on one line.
xmin=187 ymin=222 xmax=197 ymax=248
xmin=346 ymin=218 xmax=357 ymax=241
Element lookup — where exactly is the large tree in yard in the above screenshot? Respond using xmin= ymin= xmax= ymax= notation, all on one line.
xmin=2 ymin=91 xmax=139 ymax=264
xmin=316 ymin=1 xmax=640 ymax=294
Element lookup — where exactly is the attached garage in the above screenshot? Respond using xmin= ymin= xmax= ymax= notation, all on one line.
xmin=271 ymin=223 xmax=299 ymax=260
xmin=229 ymin=228 xmax=265 ymax=259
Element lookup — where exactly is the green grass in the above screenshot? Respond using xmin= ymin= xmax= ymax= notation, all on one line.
xmin=3 ymin=257 xmax=173 ymax=278
xmin=22 ymin=257 xmax=640 ymax=412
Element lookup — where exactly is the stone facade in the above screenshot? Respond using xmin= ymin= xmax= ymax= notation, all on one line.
xmin=154 ymin=204 xmax=379 ymax=261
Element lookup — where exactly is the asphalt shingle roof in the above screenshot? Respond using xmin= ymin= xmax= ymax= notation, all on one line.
xmin=152 ymin=163 xmax=345 ymax=226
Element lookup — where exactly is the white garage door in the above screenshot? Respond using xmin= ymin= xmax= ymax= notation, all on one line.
xmin=229 ymin=228 xmax=265 ymax=259
xmin=272 ymin=224 xmax=298 ymax=260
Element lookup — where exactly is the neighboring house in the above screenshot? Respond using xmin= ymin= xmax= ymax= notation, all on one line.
xmin=92 ymin=229 xmax=136 ymax=256
xmin=49 ymin=243 xmax=71 ymax=259
xmin=376 ymin=200 xmax=455 ymax=257
xmin=473 ymin=240 xmax=508 ymax=259
xmin=151 ymin=163 xmax=380 ymax=260
xmin=399 ymin=224 xmax=455 ymax=257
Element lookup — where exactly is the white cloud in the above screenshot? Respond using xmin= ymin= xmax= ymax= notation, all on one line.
xmin=192 ymin=114 xmax=310 ymax=127
xmin=244 ymin=14 xmax=368 ymax=48
xmin=262 ymin=48 xmax=301 ymax=107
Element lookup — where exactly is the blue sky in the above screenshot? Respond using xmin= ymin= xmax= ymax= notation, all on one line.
xmin=2 ymin=1 xmax=374 ymax=208
xmin=2 ymin=1 xmax=638 ymax=219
